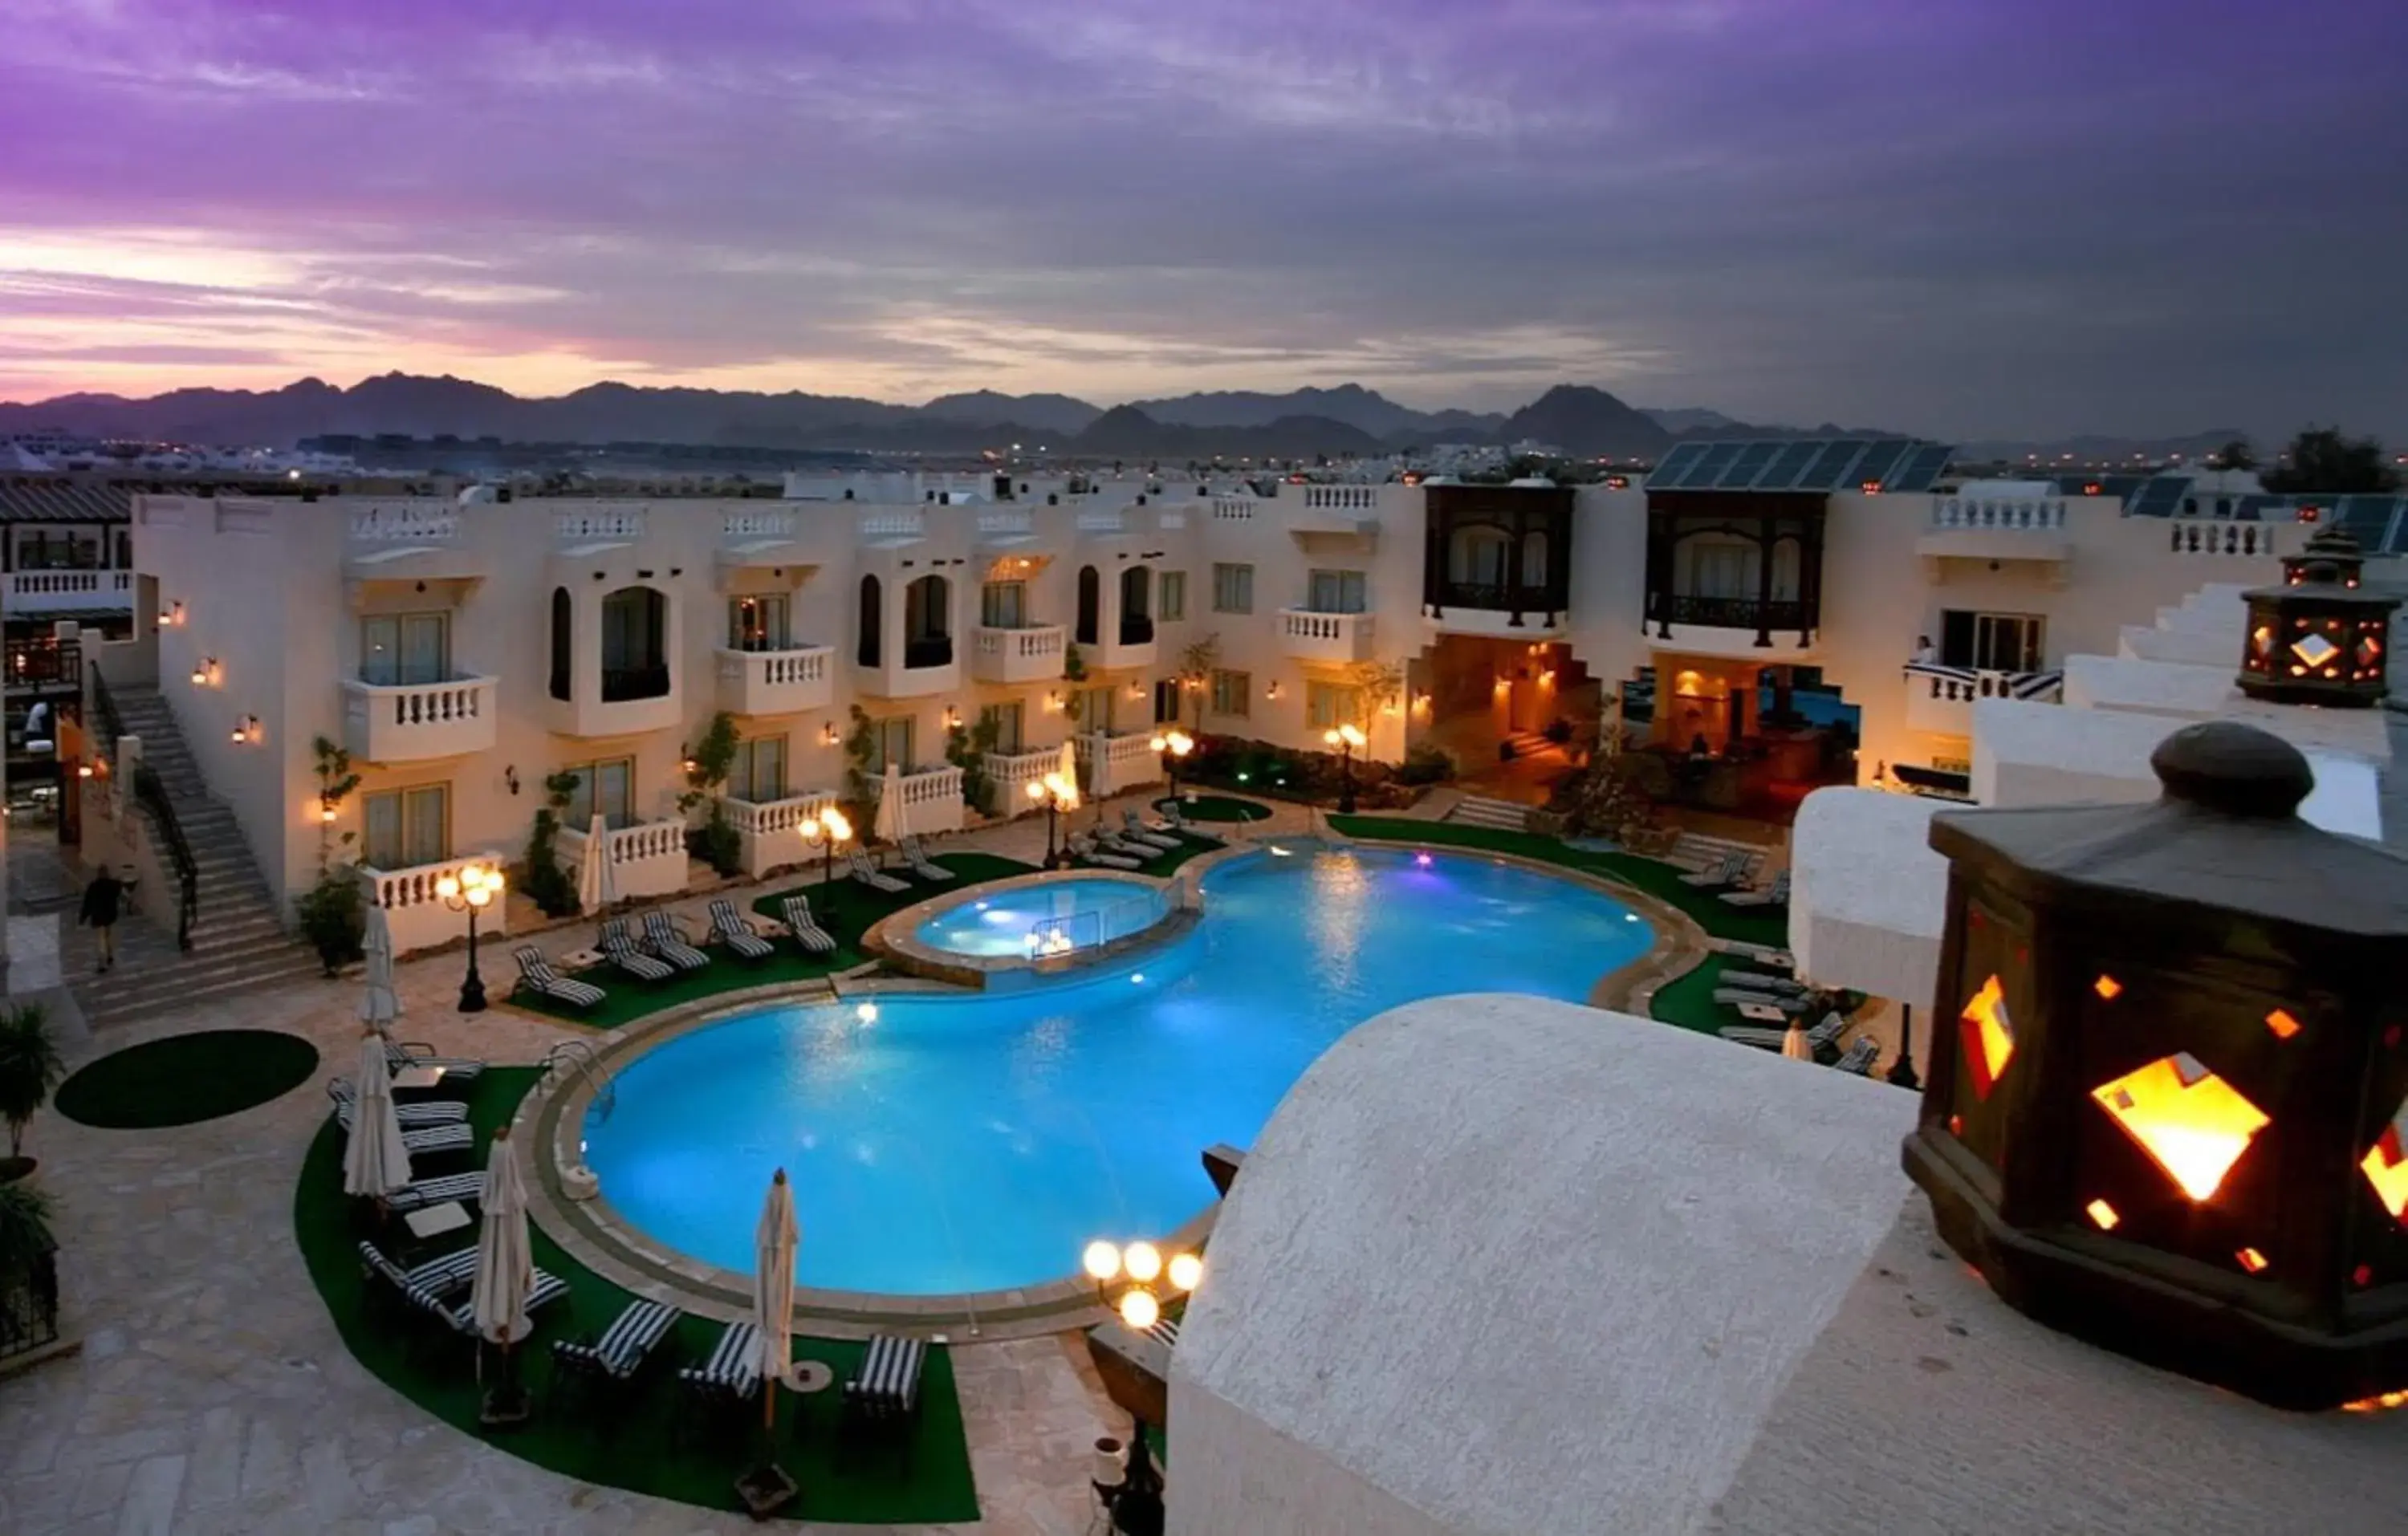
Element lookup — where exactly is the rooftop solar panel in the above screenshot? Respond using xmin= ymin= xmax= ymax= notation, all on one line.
xmin=1793 ymin=439 xmax=1868 ymax=491
xmin=1849 ymin=440 xmax=1912 ymax=489
xmin=1754 ymin=439 xmax=1823 ymax=490
xmin=2384 ymin=504 xmax=2408 ymax=556
xmin=1719 ymin=441 xmax=1782 ymax=490
xmin=2334 ymin=494 xmax=2397 ymax=541
xmin=2232 ymin=495 xmax=2280 ymax=522
xmin=2125 ymin=476 xmax=2190 ymax=518
xmin=1649 ymin=442 xmax=1708 ymax=483
xmin=1888 ymin=444 xmax=1954 ymax=493
xmin=1679 ymin=441 xmax=1745 ymax=490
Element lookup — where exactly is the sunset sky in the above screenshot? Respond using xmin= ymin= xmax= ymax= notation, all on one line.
xmin=3 ymin=0 xmax=2402 ymax=437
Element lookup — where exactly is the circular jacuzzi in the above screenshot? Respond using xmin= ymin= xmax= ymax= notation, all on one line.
xmin=911 ymin=873 xmax=1170 ymax=960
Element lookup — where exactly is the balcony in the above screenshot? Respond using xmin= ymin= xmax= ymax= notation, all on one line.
xmin=1074 ymin=731 xmax=1165 ymax=796
xmin=6 ymin=570 xmax=132 ymax=615
xmin=1279 ymin=608 xmax=1376 ymax=665
xmin=1088 ymin=615 xmax=1157 ymax=673
xmin=543 ymin=664 xmax=681 ymax=738
xmin=1916 ymin=496 xmax=2071 ymax=568
xmin=555 ymin=509 xmax=647 ymax=551
xmin=973 ymin=624 xmax=1068 ymax=685
xmin=1422 ymin=581 xmax=1568 ymax=639
xmin=359 ymin=855 xmax=506 ymax=956
xmin=982 ymin=746 xmax=1059 ymax=816
xmin=1902 ymin=660 xmax=2064 ymax=737
xmin=553 ymin=817 xmax=690 ymax=903
xmin=341 ymin=675 xmax=499 ymax=763
xmin=725 ymin=789 xmax=839 ymax=878
xmin=1642 ymin=593 xmax=1819 ymax=658
xmin=715 ymin=644 xmax=835 ymax=717
xmin=855 ymin=636 xmax=959 ymax=699
xmin=868 ymin=763 xmax=968 ymax=836
xmin=344 ymin=505 xmax=482 ymax=579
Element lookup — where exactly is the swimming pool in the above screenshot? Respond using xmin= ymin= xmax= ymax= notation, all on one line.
xmin=913 ymin=876 xmax=1166 ymax=958
xmin=583 ymin=845 xmax=1653 ymax=1295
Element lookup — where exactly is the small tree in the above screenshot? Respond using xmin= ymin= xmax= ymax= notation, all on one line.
xmin=1178 ymin=633 xmax=1222 ymax=730
xmin=1344 ymin=660 xmax=1403 ymax=733
xmin=678 ymin=711 xmax=744 ymax=877
xmin=0 ymin=1005 xmax=66 ymax=1174
xmin=841 ymin=705 xmax=879 ymax=822
xmin=2212 ymin=437 xmax=2257 ymax=473
xmin=946 ymin=710 xmax=1000 ymax=810
xmin=2261 ymin=427 xmax=2400 ymax=495
xmin=295 ymin=738 xmax=366 ymax=974
xmin=521 ymin=770 xmax=583 ymax=916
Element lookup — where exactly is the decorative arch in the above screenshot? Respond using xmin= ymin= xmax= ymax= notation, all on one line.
xmin=1076 ymin=564 xmax=1101 ymax=645
xmin=857 ymin=573 xmax=882 ymax=667
xmin=904 ymin=573 xmax=953 ymax=668
xmin=1447 ymin=524 xmax=1511 ymax=588
xmin=1119 ymin=563 xmax=1154 ymax=644
xmin=598 ymin=585 xmax=669 ymax=701
xmin=548 ymin=587 xmax=573 ymax=701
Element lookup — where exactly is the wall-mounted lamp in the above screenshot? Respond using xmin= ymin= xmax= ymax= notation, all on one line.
xmin=1043 ymin=692 xmax=1064 ymax=713
xmin=160 ymin=600 xmax=185 ymax=627
xmin=76 ymin=764 xmax=94 ymax=780
xmin=943 ymin=705 xmax=962 ymax=729
xmin=504 ymin=765 xmax=520 ymax=796
xmin=192 ymin=657 xmax=220 ymax=688
xmin=1413 ymin=691 xmax=1434 ymax=717
xmin=230 ymin=715 xmax=259 ymax=744
xmin=1127 ymin=681 xmax=1145 ymax=699
xmin=319 ymin=798 xmax=338 ymax=823
xmin=820 ymin=721 xmax=841 ymax=746
xmin=1266 ymin=681 xmax=1282 ymax=701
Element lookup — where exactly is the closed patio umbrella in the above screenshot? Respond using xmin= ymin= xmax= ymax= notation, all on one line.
xmin=470 ymin=1125 xmax=535 ymax=1424
xmin=1056 ymin=739 xmax=1082 ymax=809
xmin=740 ymin=1168 xmax=801 ymax=1507
xmin=359 ymin=902 xmax=401 ymax=1033
xmin=873 ymin=762 xmax=908 ymax=850
xmin=577 ymin=813 xmax=613 ymax=915
xmin=1782 ymin=1020 xmax=1812 ymax=1061
xmin=342 ymin=1030 xmax=411 ymax=1198
xmin=1087 ymin=728 xmax=1115 ymax=801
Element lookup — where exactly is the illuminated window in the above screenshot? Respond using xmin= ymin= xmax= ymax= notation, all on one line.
xmin=2264 ymin=1009 xmax=2302 ymax=1040
xmin=2085 ymin=1199 xmax=2120 ymax=1230
xmin=2090 ymin=1053 xmax=2269 ymax=1203
xmin=2361 ymin=1103 xmax=2408 ymax=1223
xmin=1959 ymin=974 xmax=2015 ymax=1099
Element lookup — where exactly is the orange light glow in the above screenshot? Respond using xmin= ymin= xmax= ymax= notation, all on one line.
xmin=2344 ymin=1388 xmax=2408 ymax=1414
xmin=2093 ymin=975 xmax=2123 ymax=1001
xmin=2085 ymin=1199 xmax=2120 ymax=1230
xmin=2361 ymin=1110 xmax=2408 ymax=1222
xmin=2090 ymin=1053 xmax=2270 ymax=1203
xmin=2236 ymin=1247 xmax=2269 ymax=1274
xmin=1959 ymin=975 xmax=2015 ymax=1099
xmin=2265 ymin=1009 xmax=2301 ymax=1040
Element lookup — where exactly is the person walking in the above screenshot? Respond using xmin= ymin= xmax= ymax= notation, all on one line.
xmin=79 ymin=865 xmax=136 ymax=973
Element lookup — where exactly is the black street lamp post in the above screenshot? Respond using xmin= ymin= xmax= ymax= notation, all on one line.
xmin=436 ymin=862 xmax=503 ymax=1014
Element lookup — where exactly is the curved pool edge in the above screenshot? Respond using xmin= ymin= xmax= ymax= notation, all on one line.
xmin=511 ymin=838 xmax=1702 ymax=1339
xmin=862 ymin=867 xmax=1191 ymax=990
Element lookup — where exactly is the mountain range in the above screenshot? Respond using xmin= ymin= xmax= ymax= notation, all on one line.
xmin=0 ymin=372 xmax=2267 ymax=466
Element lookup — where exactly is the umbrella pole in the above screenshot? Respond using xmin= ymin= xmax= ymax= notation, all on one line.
xmin=481 ymin=1335 xmax=532 ymax=1430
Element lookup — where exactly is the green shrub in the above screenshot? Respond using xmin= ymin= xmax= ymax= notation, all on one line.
xmin=0 ymin=1005 xmax=65 ymax=1166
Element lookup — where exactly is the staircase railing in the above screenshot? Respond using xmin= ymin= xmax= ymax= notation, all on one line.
xmin=89 ymin=662 xmax=198 ymax=952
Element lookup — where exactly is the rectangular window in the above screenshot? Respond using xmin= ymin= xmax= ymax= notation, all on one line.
xmin=727 ymin=737 xmax=788 ymax=803
xmin=1153 ymin=679 xmax=1181 ymax=725
xmin=562 ymin=758 xmax=635 ymax=830
xmin=1157 ymin=571 xmax=1186 ymax=622
xmin=360 ymin=612 xmax=450 ymax=686
xmin=1307 ymin=570 xmax=1367 ymax=614
xmin=727 ymin=595 xmax=791 ymax=651
xmin=1689 ymin=543 xmax=1755 ymax=599
xmin=981 ymin=701 xmax=1024 ymax=754
xmin=362 ymin=784 xmax=450 ymax=870
xmin=872 ymin=717 xmax=915 ymax=773
xmin=1210 ymin=668 xmax=1252 ymax=718
xmin=1212 ymin=563 xmax=1254 ymax=614
xmin=1940 ymin=611 xmax=2044 ymax=673
xmin=980 ymin=581 xmax=1027 ymax=629
xmin=1072 ymin=685 xmax=1115 ymax=733
xmin=1306 ymin=681 xmax=1362 ymax=731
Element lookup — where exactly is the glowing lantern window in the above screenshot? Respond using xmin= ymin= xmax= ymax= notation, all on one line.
xmin=1959 ymin=975 xmax=2015 ymax=1098
xmin=2364 ymin=1106 xmax=2408 ymax=1223
xmin=2093 ymin=975 xmax=2123 ymax=1001
xmin=2090 ymin=1053 xmax=2269 ymax=1203
xmin=2237 ymin=1247 xmax=2269 ymax=1274
xmin=2264 ymin=1009 xmax=2301 ymax=1040
xmin=2085 ymin=1199 xmax=2120 ymax=1230
xmin=2291 ymin=632 xmax=2340 ymax=670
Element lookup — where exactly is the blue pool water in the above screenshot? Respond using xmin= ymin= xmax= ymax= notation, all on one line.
xmin=584 ymin=846 xmax=1652 ymax=1294
xmin=913 ymin=876 xmax=1165 ymax=958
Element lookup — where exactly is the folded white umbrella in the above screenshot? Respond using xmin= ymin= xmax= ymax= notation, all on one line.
xmin=755 ymin=1168 xmax=799 ymax=1432
xmin=358 ymin=902 xmax=401 ymax=1032
xmin=1056 ymin=739 xmax=1082 ymax=810
xmin=1782 ymin=1021 xmax=1812 ymax=1061
xmin=471 ymin=1126 xmax=535 ymax=1348
xmin=873 ymin=762 xmax=907 ymax=847
xmin=578 ymin=812 xmax=613 ymax=915
xmin=342 ymin=1030 xmax=412 ymax=1197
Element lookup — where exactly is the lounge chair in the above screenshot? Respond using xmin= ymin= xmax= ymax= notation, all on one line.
xmin=334 ymin=1103 xmax=474 ymax=1157
xmin=1678 ymin=851 xmax=1750 ymax=890
xmin=1157 ymin=803 xmax=1225 ymax=844
xmin=328 ymin=1076 xmax=467 ymax=1127
xmin=677 ymin=1319 xmax=764 ymax=1443
xmin=1719 ymin=969 xmax=1806 ymax=995
xmin=1832 ymin=1038 xmax=1881 ymax=1075
xmin=1721 ymin=871 xmax=1792 ymax=908
xmin=848 ymin=849 xmax=909 ymax=894
xmin=1119 ymin=811 xmax=1181 ymax=852
xmin=1720 ymin=1012 xmax=1849 ymax=1054
xmin=1713 ymin=987 xmax=1813 ymax=1016
xmin=383 ymin=1170 xmax=486 ymax=1214
xmin=599 ymin=919 xmax=675 ymax=982
xmin=899 ymin=835 xmax=957 ymax=883
xmin=641 ymin=910 xmax=710 ymax=972
xmin=384 ymin=1040 xmax=485 ymax=1082
xmin=357 ymin=1239 xmax=478 ymax=1310
xmin=843 ymin=1333 xmax=927 ymax=1429
xmin=706 ymin=899 xmax=774 ymax=961
xmin=1069 ymin=832 xmax=1141 ymax=870
xmin=551 ymin=1298 xmax=681 ymax=1413
xmin=779 ymin=895 xmax=839 ymax=955
xmin=1727 ymin=999 xmax=1791 ymax=1023
xmin=514 ymin=947 xmax=608 ymax=1010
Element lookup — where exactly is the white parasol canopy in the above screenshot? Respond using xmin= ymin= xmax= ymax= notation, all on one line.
xmin=577 ymin=812 xmax=614 ymax=915
xmin=873 ymin=761 xmax=908 ymax=846
xmin=754 ymin=1168 xmax=799 ymax=1426
xmin=470 ymin=1126 xmax=535 ymax=1348
xmin=341 ymin=1030 xmax=411 ymax=1197
xmin=1086 ymin=729 xmax=1114 ymax=800
xmin=1056 ymin=738 xmax=1082 ymax=809
xmin=358 ymin=902 xmax=401 ymax=1032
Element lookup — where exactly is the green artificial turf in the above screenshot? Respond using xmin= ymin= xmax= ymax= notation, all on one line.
xmin=294 ymin=1067 xmax=979 ymax=1525
xmin=1154 ymin=794 xmax=1271 ymax=823
xmin=1645 ymin=953 xmax=1741 ymax=1035
xmin=56 ymin=1029 xmax=322 ymax=1128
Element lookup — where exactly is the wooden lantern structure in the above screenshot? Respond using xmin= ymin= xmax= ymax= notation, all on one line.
xmin=1903 ymin=721 xmax=2408 ymax=1410
xmin=2237 ymin=527 xmax=2396 ymax=708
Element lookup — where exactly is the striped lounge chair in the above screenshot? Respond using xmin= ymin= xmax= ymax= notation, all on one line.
xmin=843 ymin=1333 xmax=927 ymax=1429
xmin=779 ymin=896 xmax=839 ymax=956
xmin=1157 ymin=803 xmax=1224 ymax=844
xmin=599 ymin=920 xmax=675 ymax=982
xmin=514 ymin=947 xmax=608 ymax=1010
xmin=848 ymin=849 xmax=909 ymax=894
xmin=1832 ymin=1038 xmax=1881 ymax=1075
xmin=384 ymin=1040 xmax=486 ymax=1083
xmin=1070 ymin=832 xmax=1141 ymax=871
xmin=1721 ymin=870 xmax=1792 ymax=908
xmin=327 ymin=1076 xmax=467 ymax=1127
xmin=551 ymin=1299 xmax=682 ymax=1413
xmin=1679 ymin=851 xmax=1750 ymax=890
xmin=361 ymin=1240 xmax=568 ymax=1342
xmin=676 ymin=1320 xmax=763 ymax=1443
xmin=334 ymin=1103 xmax=474 ymax=1157
xmin=707 ymin=900 xmax=775 ymax=961
xmin=900 ymin=835 xmax=957 ymax=883
xmin=1120 ymin=810 xmax=1180 ymax=852
xmin=641 ymin=911 xmax=710 ymax=972
xmin=384 ymin=1171 xmax=486 ymax=1215
xmin=1096 ymin=827 xmax=1156 ymax=859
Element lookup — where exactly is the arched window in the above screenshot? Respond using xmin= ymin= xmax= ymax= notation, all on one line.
xmin=904 ymin=574 xmax=952 ymax=668
xmin=1520 ymin=530 xmax=1550 ymax=588
xmin=548 ymin=587 xmax=573 ymax=701
xmin=598 ymin=586 xmax=669 ymax=701
xmin=1119 ymin=563 xmax=1154 ymax=645
xmin=856 ymin=574 xmax=882 ymax=667
xmin=1076 ymin=564 xmax=1100 ymax=645
xmin=1448 ymin=525 xmax=1510 ymax=589
xmin=1680 ymin=534 xmax=1759 ymax=599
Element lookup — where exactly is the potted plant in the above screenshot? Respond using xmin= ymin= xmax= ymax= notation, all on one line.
xmin=295 ymin=870 xmax=365 ymax=976
xmin=0 ymin=1179 xmax=59 ymax=1356
xmin=0 ymin=1005 xmax=65 ymax=1182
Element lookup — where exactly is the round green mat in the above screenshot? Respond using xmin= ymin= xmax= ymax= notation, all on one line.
xmin=56 ymin=1029 xmax=321 ymax=1129
xmin=1157 ymin=794 xmax=1273 ymax=823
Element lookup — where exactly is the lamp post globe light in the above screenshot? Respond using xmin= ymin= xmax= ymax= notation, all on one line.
xmin=1903 ymin=721 xmax=2408 ymax=1410
xmin=1081 ymin=1237 xmax=1201 ymax=1536
xmin=1323 ymin=721 xmax=1366 ymax=815
xmin=435 ymin=861 xmax=504 ymax=1014
xmin=797 ymin=806 xmax=853 ymax=892
xmin=1149 ymin=729 xmax=1194 ymax=801
xmin=1029 ymin=772 xmax=1077 ymax=869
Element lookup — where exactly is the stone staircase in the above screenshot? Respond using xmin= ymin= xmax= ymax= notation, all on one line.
xmin=77 ymin=688 xmax=324 ymax=1026
xmin=1444 ymin=793 xmax=1532 ymax=832
xmin=1498 ymin=728 xmax=1560 ymax=762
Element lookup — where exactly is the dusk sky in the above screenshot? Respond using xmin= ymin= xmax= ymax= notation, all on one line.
xmin=3 ymin=0 xmax=2403 ymax=439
